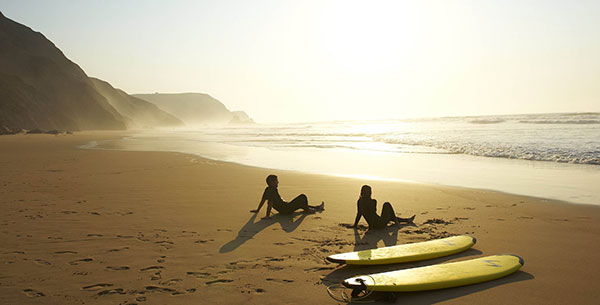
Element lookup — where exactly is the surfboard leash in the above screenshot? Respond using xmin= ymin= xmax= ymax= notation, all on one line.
xmin=326 ymin=276 xmax=376 ymax=303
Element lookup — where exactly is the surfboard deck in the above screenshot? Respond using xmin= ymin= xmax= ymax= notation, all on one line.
xmin=343 ymin=254 xmax=524 ymax=292
xmin=326 ymin=235 xmax=476 ymax=265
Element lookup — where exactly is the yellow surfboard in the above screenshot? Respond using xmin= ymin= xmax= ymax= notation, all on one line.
xmin=326 ymin=235 xmax=476 ymax=265
xmin=343 ymin=254 xmax=524 ymax=292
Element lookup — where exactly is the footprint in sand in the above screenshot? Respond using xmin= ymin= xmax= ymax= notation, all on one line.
xmin=105 ymin=266 xmax=130 ymax=271
xmin=82 ymin=283 xmax=113 ymax=291
xmin=69 ymin=258 xmax=93 ymax=265
xmin=145 ymin=286 xmax=176 ymax=293
xmin=55 ymin=251 xmax=78 ymax=255
xmin=205 ymin=279 xmax=233 ymax=285
xmin=160 ymin=279 xmax=182 ymax=286
xmin=266 ymin=278 xmax=294 ymax=283
xmin=73 ymin=271 xmax=88 ymax=276
xmin=108 ymin=247 xmax=129 ymax=252
xmin=155 ymin=241 xmax=174 ymax=249
xmin=140 ymin=266 xmax=164 ymax=272
xmin=194 ymin=239 xmax=214 ymax=244
xmin=87 ymin=233 xmax=102 ymax=237
xmin=23 ymin=289 xmax=45 ymax=297
xmin=34 ymin=259 xmax=51 ymax=266
xmin=97 ymin=288 xmax=125 ymax=296
xmin=266 ymin=258 xmax=284 ymax=262
xmin=273 ymin=242 xmax=294 ymax=246
xmin=240 ymin=285 xmax=265 ymax=294
xmin=186 ymin=271 xmax=212 ymax=279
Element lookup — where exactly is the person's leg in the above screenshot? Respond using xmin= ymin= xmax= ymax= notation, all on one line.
xmin=380 ymin=202 xmax=397 ymax=225
xmin=288 ymin=194 xmax=324 ymax=212
xmin=397 ymin=214 xmax=416 ymax=223
xmin=286 ymin=194 xmax=310 ymax=213
xmin=382 ymin=202 xmax=415 ymax=224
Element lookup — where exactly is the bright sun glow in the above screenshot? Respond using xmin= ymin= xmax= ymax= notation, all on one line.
xmin=318 ymin=1 xmax=423 ymax=75
xmin=2 ymin=1 xmax=598 ymax=123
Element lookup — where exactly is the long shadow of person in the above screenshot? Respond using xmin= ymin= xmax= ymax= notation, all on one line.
xmin=219 ymin=212 xmax=309 ymax=253
xmin=353 ymin=222 xmax=417 ymax=251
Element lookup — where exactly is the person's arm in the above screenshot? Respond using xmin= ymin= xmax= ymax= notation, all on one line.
xmin=352 ymin=200 xmax=362 ymax=227
xmin=251 ymin=197 xmax=267 ymax=213
xmin=251 ymin=189 xmax=269 ymax=213
xmin=265 ymin=200 xmax=273 ymax=218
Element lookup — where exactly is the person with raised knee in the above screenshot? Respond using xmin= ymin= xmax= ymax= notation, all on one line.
xmin=252 ymin=174 xmax=324 ymax=218
xmin=352 ymin=185 xmax=414 ymax=229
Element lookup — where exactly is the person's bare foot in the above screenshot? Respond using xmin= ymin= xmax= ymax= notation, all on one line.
xmin=318 ymin=201 xmax=325 ymax=210
xmin=396 ymin=215 xmax=416 ymax=224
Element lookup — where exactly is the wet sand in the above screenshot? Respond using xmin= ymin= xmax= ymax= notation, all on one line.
xmin=1 ymin=132 xmax=599 ymax=304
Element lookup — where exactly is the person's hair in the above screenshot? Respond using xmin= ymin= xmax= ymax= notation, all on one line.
xmin=266 ymin=174 xmax=278 ymax=186
xmin=360 ymin=185 xmax=372 ymax=200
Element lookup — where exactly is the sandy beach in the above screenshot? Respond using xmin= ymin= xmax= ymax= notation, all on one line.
xmin=1 ymin=132 xmax=599 ymax=305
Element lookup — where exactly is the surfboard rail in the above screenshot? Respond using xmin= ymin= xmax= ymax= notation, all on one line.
xmin=327 ymin=235 xmax=477 ymax=265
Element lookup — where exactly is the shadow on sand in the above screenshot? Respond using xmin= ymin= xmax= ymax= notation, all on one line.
xmin=219 ymin=212 xmax=310 ymax=253
xmin=352 ymin=222 xmax=418 ymax=251
xmin=389 ymin=270 xmax=534 ymax=304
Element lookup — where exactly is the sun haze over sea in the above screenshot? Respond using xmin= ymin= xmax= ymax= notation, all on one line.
xmin=1 ymin=1 xmax=600 ymax=305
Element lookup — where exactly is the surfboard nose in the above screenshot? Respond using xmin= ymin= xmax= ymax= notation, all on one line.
xmin=498 ymin=254 xmax=524 ymax=266
xmin=326 ymin=255 xmax=346 ymax=264
xmin=511 ymin=254 xmax=525 ymax=266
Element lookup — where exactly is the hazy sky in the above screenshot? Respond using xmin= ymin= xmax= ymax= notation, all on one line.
xmin=1 ymin=0 xmax=599 ymax=123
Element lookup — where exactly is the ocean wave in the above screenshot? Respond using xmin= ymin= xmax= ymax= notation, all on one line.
xmin=469 ymin=119 xmax=506 ymax=124
xmin=518 ymin=120 xmax=600 ymax=124
xmin=197 ymin=113 xmax=600 ymax=165
xmin=378 ymin=138 xmax=600 ymax=165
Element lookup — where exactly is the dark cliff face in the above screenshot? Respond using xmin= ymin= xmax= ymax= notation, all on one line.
xmin=0 ymin=12 xmax=250 ymax=132
xmin=0 ymin=13 xmax=185 ymax=132
xmin=0 ymin=12 xmax=126 ymax=131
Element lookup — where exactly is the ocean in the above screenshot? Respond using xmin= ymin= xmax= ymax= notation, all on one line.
xmin=88 ymin=112 xmax=600 ymax=205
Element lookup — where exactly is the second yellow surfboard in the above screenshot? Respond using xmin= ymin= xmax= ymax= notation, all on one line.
xmin=326 ymin=235 xmax=476 ymax=265
xmin=343 ymin=254 xmax=524 ymax=292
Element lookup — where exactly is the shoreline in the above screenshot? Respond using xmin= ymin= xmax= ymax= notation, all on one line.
xmin=1 ymin=131 xmax=599 ymax=304
xmin=88 ymin=130 xmax=599 ymax=206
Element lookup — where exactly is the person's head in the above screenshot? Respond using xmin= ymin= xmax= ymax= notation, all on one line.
xmin=266 ymin=174 xmax=279 ymax=187
xmin=360 ymin=185 xmax=372 ymax=199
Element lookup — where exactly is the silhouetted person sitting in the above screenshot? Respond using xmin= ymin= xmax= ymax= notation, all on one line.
xmin=252 ymin=174 xmax=324 ymax=218
xmin=352 ymin=185 xmax=415 ymax=229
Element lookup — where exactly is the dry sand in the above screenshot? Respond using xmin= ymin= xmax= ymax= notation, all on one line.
xmin=1 ymin=132 xmax=599 ymax=304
